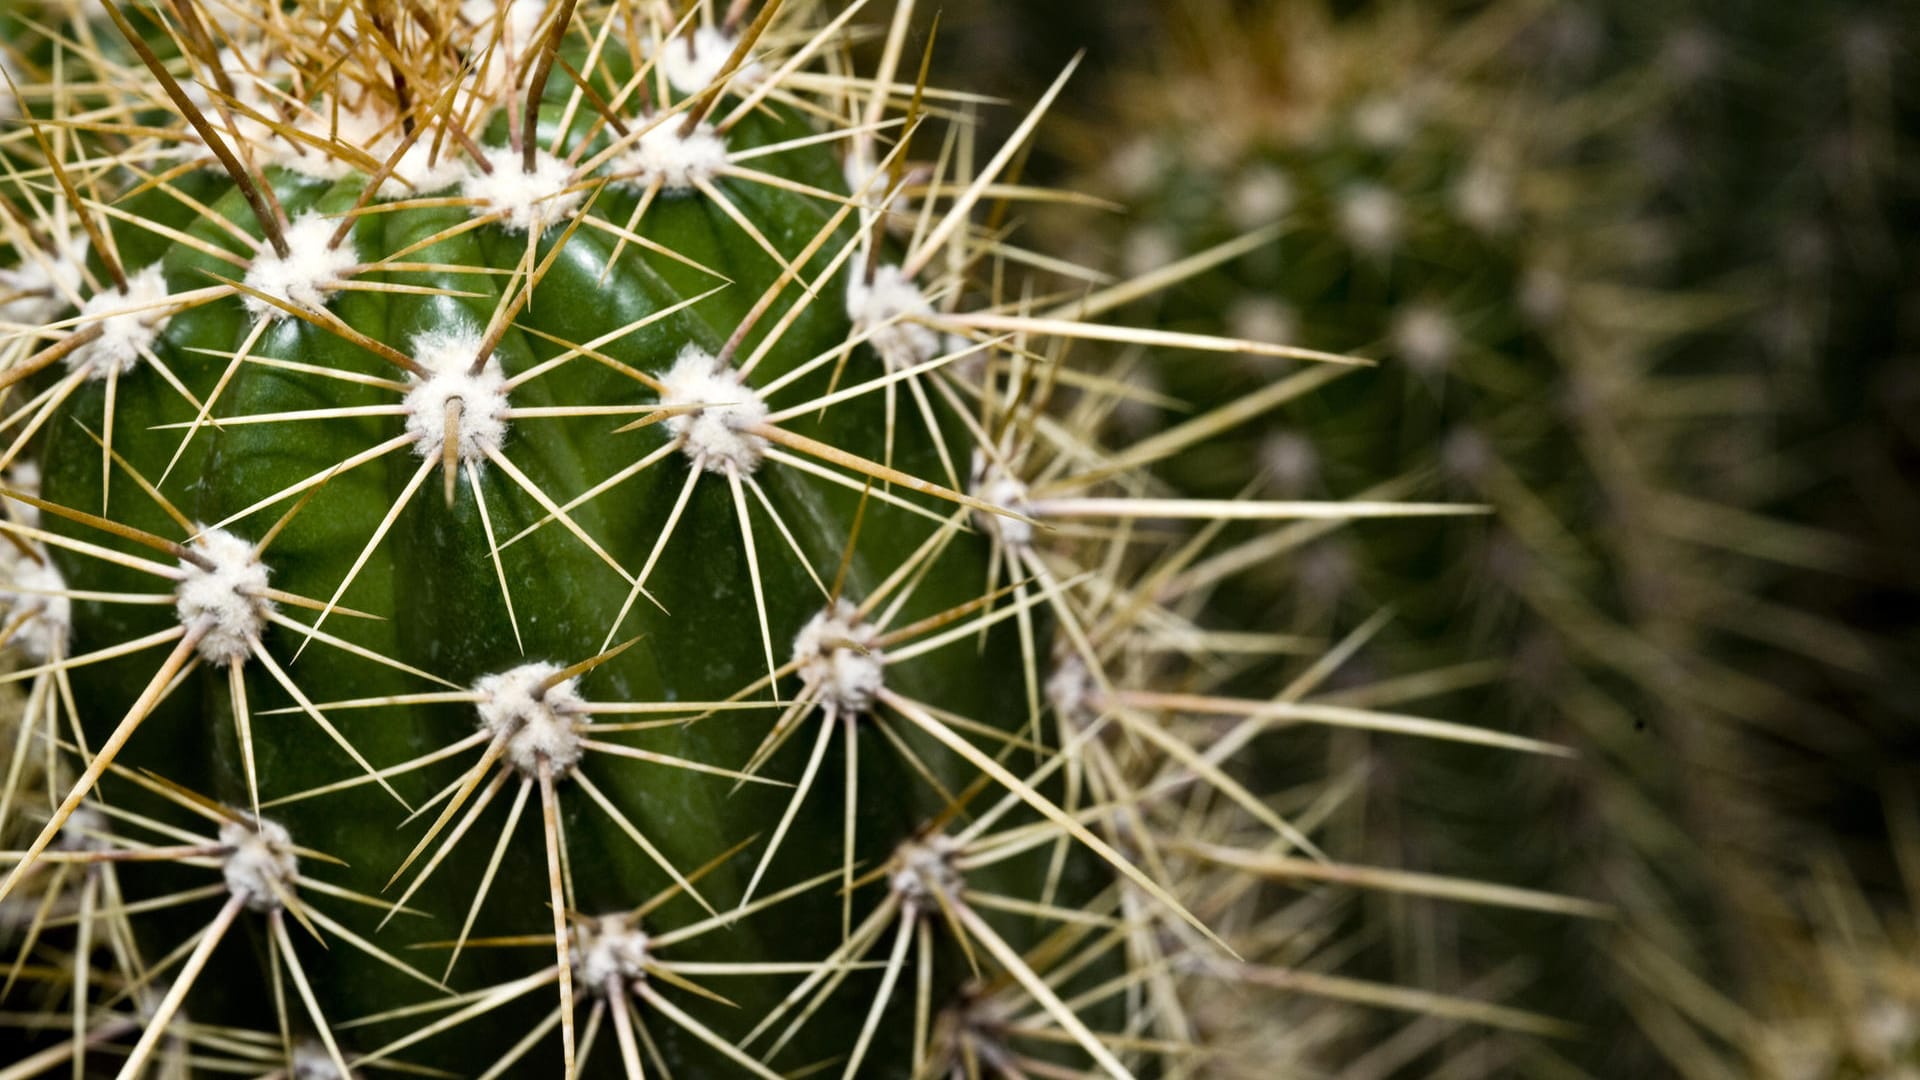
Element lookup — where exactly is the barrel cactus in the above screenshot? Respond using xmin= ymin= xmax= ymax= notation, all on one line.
xmin=0 ymin=0 xmax=1413 ymax=1075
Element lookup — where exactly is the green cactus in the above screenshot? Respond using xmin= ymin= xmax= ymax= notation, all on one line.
xmin=24 ymin=0 xmax=1852 ymax=1075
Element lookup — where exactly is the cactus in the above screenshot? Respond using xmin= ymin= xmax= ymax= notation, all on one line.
xmin=21 ymin=0 xmax=1890 ymax=1075
xmin=1601 ymin=0 xmax=1919 ymax=831
xmin=1034 ymin=0 xmax=1893 ymax=1072
xmin=0 ymin=1 xmax=1542 ymax=1076
xmin=1038 ymin=1 xmax=1920 ymax=1074
xmin=1547 ymin=5 xmax=1920 ymax=1074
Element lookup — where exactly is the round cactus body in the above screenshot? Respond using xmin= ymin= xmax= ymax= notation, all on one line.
xmin=0 ymin=2 xmax=1196 ymax=1075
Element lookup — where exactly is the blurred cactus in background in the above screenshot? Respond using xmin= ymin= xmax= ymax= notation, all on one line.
xmin=1619 ymin=0 xmax=1920 ymax=836
xmin=1037 ymin=0 xmax=1920 ymax=1075
xmin=1562 ymin=2 xmax=1920 ymax=1073
xmin=1039 ymin=1 xmax=1658 ymax=1071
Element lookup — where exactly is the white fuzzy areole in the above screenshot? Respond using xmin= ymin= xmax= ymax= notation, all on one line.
xmin=652 ymin=27 xmax=765 ymax=95
xmin=659 ymin=345 xmax=769 ymax=474
xmin=969 ymin=455 xmax=1034 ymax=549
xmin=268 ymin=97 xmax=468 ymax=198
xmin=1228 ymin=165 xmax=1294 ymax=230
xmin=221 ymin=817 xmax=299 ymax=912
xmin=403 ymin=326 xmax=510 ymax=464
xmin=1297 ymin=542 xmax=1355 ymax=608
xmin=269 ymin=101 xmax=393 ymax=182
xmin=1452 ymin=158 xmax=1514 ymax=236
xmin=179 ymin=49 xmax=277 ymax=153
xmin=1227 ymin=296 xmax=1297 ymax=353
xmin=1259 ymin=430 xmax=1319 ymax=498
xmin=53 ymin=805 xmax=112 ymax=853
xmin=5 ymin=462 xmax=41 ymax=527
xmin=70 ymin=265 xmax=173 ymax=378
xmin=792 ymin=600 xmax=886 ymax=715
xmin=889 ymin=833 xmax=963 ymax=909
xmin=572 ymin=912 xmax=650 ymax=991
xmin=1044 ymin=651 xmax=1100 ymax=731
xmin=1105 ymin=137 xmax=1167 ymax=200
xmin=1122 ymin=225 xmax=1179 ymax=279
xmin=1441 ymin=427 xmax=1493 ymax=486
xmin=0 ymin=553 xmax=71 ymax=662
xmin=243 ymin=215 xmax=359 ymax=320
xmin=463 ymin=0 xmax=548 ymax=41
xmin=474 ymin=662 xmax=589 ymax=779
xmin=382 ymin=136 xmax=472 ymax=198
xmin=0 ymin=238 xmax=85 ymax=326
xmin=290 ymin=1039 xmax=352 ymax=1080
xmin=462 ymin=0 xmax=549 ymax=94
xmin=846 ymin=264 xmax=941 ymax=371
xmin=464 ymin=147 xmax=584 ymax=234
xmin=841 ymin=157 xmax=925 ymax=226
xmin=1391 ymin=304 xmax=1456 ymax=376
xmin=942 ymin=331 xmax=989 ymax=385
xmin=1352 ymin=95 xmax=1416 ymax=149
xmin=622 ymin=119 xmax=729 ymax=192
xmin=1520 ymin=263 xmax=1567 ymax=327
xmin=840 ymin=156 xmax=877 ymax=199
xmin=175 ymin=528 xmax=273 ymax=667
xmin=1337 ymin=183 xmax=1401 ymax=258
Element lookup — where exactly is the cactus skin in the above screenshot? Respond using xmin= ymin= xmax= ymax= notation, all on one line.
xmin=0 ymin=3 xmax=1159 ymax=1075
